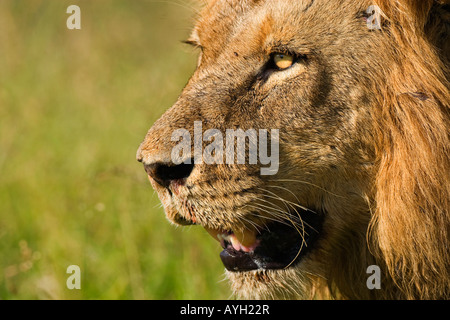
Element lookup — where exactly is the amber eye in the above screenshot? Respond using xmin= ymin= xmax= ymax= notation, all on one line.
xmin=273 ymin=53 xmax=295 ymax=70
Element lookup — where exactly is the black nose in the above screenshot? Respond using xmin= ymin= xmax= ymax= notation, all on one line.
xmin=144 ymin=161 xmax=194 ymax=187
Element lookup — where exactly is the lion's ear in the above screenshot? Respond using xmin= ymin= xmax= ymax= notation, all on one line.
xmin=375 ymin=0 xmax=450 ymax=71
xmin=427 ymin=1 xmax=450 ymax=65
xmin=375 ymin=0 xmax=437 ymax=29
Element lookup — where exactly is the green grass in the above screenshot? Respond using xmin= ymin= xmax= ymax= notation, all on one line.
xmin=0 ymin=0 xmax=231 ymax=299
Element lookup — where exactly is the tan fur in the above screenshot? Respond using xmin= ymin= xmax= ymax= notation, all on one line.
xmin=137 ymin=0 xmax=449 ymax=299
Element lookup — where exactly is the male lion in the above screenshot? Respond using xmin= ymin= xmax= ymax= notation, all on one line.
xmin=137 ymin=0 xmax=449 ymax=299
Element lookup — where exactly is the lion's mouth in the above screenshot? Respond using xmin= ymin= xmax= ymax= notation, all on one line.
xmin=205 ymin=208 xmax=323 ymax=272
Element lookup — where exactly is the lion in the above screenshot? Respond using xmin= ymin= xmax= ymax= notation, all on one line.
xmin=137 ymin=0 xmax=449 ymax=299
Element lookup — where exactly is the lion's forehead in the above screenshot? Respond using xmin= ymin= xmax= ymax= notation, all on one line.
xmin=193 ymin=0 xmax=372 ymax=57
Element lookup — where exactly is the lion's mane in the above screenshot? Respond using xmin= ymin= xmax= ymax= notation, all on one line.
xmin=368 ymin=0 xmax=449 ymax=299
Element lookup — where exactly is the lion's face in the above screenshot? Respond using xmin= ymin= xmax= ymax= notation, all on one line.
xmin=137 ymin=0 xmax=448 ymax=299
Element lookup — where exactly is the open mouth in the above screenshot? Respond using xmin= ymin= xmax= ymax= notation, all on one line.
xmin=205 ymin=208 xmax=323 ymax=272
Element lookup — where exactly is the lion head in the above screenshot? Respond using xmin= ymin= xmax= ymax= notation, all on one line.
xmin=137 ymin=0 xmax=449 ymax=299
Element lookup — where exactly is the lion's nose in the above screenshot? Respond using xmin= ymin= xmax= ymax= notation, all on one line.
xmin=136 ymin=103 xmax=196 ymax=188
xmin=143 ymin=161 xmax=195 ymax=188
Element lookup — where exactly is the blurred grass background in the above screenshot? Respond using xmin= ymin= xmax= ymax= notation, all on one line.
xmin=0 ymin=0 xmax=231 ymax=299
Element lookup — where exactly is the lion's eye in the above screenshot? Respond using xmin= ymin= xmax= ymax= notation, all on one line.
xmin=272 ymin=53 xmax=295 ymax=70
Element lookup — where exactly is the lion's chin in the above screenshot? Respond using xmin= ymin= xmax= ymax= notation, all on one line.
xmin=225 ymin=264 xmax=321 ymax=300
xmin=212 ymin=207 xmax=325 ymax=300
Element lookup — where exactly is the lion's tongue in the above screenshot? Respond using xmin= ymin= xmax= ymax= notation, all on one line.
xmin=204 ymin=227 xmax=258 ymax=252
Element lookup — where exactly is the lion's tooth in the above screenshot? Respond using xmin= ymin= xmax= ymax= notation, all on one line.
xmin=216 ymin=234 xmax=225 ymax=248
xmin=233 ymin=228 xmax=257 ymax=247
xmin=204 ymin=227 xmax=220 ymax=242
xmin=205 ymin=227 xmax=228 ymax=246
xmin=240 ymin=240 xmax=260 ymax=253
xmin=204 ymin=227 xmax=259 ymax=252
xmin=221 ymin=234 xmax=231 ymax=242
xmin=229 ymin=234 xmax=241 ymax=251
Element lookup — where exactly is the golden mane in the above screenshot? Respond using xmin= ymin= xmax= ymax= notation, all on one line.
xmin=369 ymin=0 xmax=449 ymax=299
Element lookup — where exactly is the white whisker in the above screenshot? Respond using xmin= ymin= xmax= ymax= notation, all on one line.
xmin=270 ymin=179 xmax=345 ymax=199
